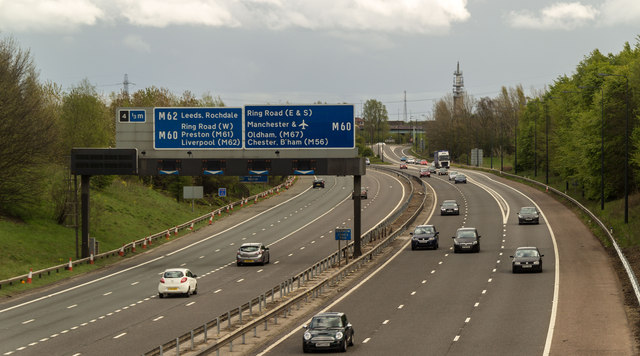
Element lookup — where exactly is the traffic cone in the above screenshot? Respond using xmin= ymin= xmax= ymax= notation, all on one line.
xmin=148 ymin=236 xmax=153 ymax=245
xmin=174 ymin=226 xmax=178 ymax=235
xmin=165 ymin=229 xmax=170 ymax=239
xmin=545 ymin=186 xmax=549 ymax=192
xmin=142 ymin=238 xmax=147 ymax=249
xmin=67 ymin=258 xmax=73 ymax=271
xmin=119 ymin=245 xmax=124 ymax=256
xmin=189 ymin=222 xmax=194 ymax=231
xmin=254 ymin=196 xmax=258 ymax=203
xmin=209 ymin=215 xmax=213 ymax=225
xmin=217 ymin=209 xmax=222 ymax=216
xmin=240 ymin=199 xmax=244 ymax=207
xmin=226 ymin=206 xmax=230 ymax=213
xmin=132 ymin=241 xmax=136 ymax=253
xmin=27 ymin=268 xmax=32 ymax=283
xmin=90 ymin=253 xmax=94 ymax=264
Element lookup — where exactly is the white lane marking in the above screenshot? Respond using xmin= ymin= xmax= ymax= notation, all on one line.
xmin=454 ymin=335 xmax=460 ymax=342
xmin=215 ymin=249 xmax=220 ymax=252
xmin=67 ymin=304 xmax=77 ymax=309
xmin=21 ymin=319 xmax=34 ymax=324
xmin=274 ymin=261 xmax=280 ymax=264
xmin=103 ymin=291 xmax=112 ymax=296
xmin=153 ymin=316 xmax=164 ymax=321
xmin=39 ymin=337 xmax=49 ymax=342
xmin=422 ymin=280 xmax=427 ymax=284
xmin=410 ymin=291 xmax=416 ymax=296
xmin=199 ymin=255 xmax=205 ymax=259
xmin=474 ymin=303 xmax=479 ymax=307
xmin=300 ymin=246 xmax=305 ymax=250
xmin=131 ymin=281 xmax=139 ymax=286
xmin=237 ymin=279 xmax=244 ymax=283
xmin=363 ymin=337 xmax=371 ymax=343
xmin=465 ymin=317 xmax=471 ymax=323
xmin=482 ymin=290 xmax=487 ymax=294
xmin=382 ymin=320 xmax=389 ymax=325
xmin=398 ymin=305 xmax=404 ymax=309
xmin=257 ymin=269 xmax=264 ymax=273
xmin=288 ymin=253 xmax=293 ymax=257
xmin=113 ymin=332 xmax=126 ymax=339
xmin=180 ymin=263 xmax=186 ymax=266
xmin=186 ymin=302 xmax=195 ymax=307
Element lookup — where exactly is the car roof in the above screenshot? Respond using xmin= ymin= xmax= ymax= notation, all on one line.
xmin=515 ymin=246 xmax=539 ymax=250
xmin=416 ymin=224 xmax=435 ymax=228
xmin=442 ymin=199 xmax=457 ymax=203
xmin=457 ymin=227 xmax=477 ymax=231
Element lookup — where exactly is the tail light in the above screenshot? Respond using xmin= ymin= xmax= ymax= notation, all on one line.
xmin=180 ymin=277 xmax=188 ymax=283
xmin=160 ymin=278 xmax=165 ymax=284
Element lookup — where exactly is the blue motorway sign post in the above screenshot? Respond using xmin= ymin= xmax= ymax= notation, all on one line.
xmin=244 ymin=105 xmax=354 ymax=149
xmin=154 ymin=107 xmax=243 ymax=149
xmin=335 ymin=228 xmax=352 ymax=266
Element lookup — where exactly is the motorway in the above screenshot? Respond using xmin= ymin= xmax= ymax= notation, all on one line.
xmin=0 ymin=171 xmax=407 ymax=356
xmin=258 ymin=145 xmax=635 ymax=355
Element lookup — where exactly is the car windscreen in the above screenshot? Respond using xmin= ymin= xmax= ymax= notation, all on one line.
xmin=516 ymin=249 xmax=538 ymax=258
xmin=414 ymin=227 xmax=434 ymax=234
xmin=311 ymin=316 xmax=342 ymax=328
xmin=240 ymin=246 xmax=260 ymax=252
xmin=456 ymin=231 xmax=477 ymax=239
xmin=442 ymin=202 xmax=457 ymax=207
xmin=164 ymin=271 xmax=184 ymax=278
xmin=520 ymin=207 xmax=537 ymax=214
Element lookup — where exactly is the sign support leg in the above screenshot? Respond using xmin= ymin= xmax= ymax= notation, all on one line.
xmin=353 ymin=175 xmax=362 ymax=257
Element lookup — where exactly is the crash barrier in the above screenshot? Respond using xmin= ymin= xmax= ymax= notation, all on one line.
xmin=0 ymin=177 xmax=296 ymax=290
xmin=461 ymin=165 xmax=640 ymax=307
xmin=143 ymin=170 xmax=427 ymax=356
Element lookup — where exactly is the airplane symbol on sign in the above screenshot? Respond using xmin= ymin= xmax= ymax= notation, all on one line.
xmin=299 ymin=120 xmax=308 ymax=129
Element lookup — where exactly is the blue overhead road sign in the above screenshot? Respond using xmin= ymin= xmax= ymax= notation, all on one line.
xmin=244 ymin=105 xmax=354 ymax=149
xmin=154 ymin=107 xmax=242 ymax=149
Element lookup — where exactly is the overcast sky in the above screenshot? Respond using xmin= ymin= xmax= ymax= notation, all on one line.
xmin=1 ymin=0 xmax=638 ymax=120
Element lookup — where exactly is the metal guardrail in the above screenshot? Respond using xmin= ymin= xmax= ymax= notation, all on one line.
xmin=143 ymin=168 xmax=426 ymax=356
xmin=461 ymin=165 xmax=640 ymax=307
xmin=0 ymin=178 xmax=296 ymax=289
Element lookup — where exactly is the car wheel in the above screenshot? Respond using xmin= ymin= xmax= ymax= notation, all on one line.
xmin=185 ymin=288 xmax=190 ymax=298
xmin=159 ymin=293 xmax=164 ymax=298
xmin=434 ymin=242 xmax=439 ymax=250
xmin=411 ymin=245 xmax=416 ymax=250
xmin=193 ymin=286 xmax=198 ymax=295
xmin=266 ymin=255 xmax=270 ymax=264
xmin=237 ymin=262 xmax=241 ymax=267
xmin=303 ymin=346 xmax=309 ymax=353
xmin=340 ymin=339 xmax=347 ymax=352
xmin=348 ymin=332 xmax=354 ymax=346
xmin=512 ymin=266 xmax=517 ymax=273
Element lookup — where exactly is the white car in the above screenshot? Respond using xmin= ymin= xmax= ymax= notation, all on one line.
xmin=407 ymin=158 xmax=416 ymax=164
xmin=158 ymin=268 xmax=198 ymax=298
xmin=448 ymin=171 xmax=458 ymax=180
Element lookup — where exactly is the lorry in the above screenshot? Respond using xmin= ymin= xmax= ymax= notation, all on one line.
xmin=433 ymin=150 xmax=450 ymax=168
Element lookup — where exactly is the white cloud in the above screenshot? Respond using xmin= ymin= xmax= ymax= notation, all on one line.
xmin=0 ymin=0 xmax=104 ymax=32
xmin=0 ymin=0 xmax=470 ymax=34
xmin=123 ymin=34 xmax=151 ymax=52
xmin=599 ymin=0 xmax=640 ymax=25
xmin=507 ymin=2 xmax=598 ymax=30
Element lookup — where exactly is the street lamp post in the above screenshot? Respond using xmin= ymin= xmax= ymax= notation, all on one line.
xmin=514 ymin=109 xmax=518 ymax=175
xmin=599 ymin=73 xmax=629 ymax=223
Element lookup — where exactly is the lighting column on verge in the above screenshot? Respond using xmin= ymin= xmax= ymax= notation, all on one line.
xmin=599 ymin=73 xmax=630 ymax=223
xmin=514 ymin=108 xmax=518 ymax=175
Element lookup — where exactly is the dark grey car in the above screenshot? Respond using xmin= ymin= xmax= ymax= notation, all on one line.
xmin=410 ymin=225 xmax=439 ymax=250
xmin=303 ymin=312 xmax=354 ymax=353
xmin=440 ymin=199 xmax=460 ymax=215
xmin=452 ymin=227 xmax=480 ymax=253
xmin=517 ymin=206 xmax=540 ymax=224
xmin=510 ymin=247 xmax=543 ymax=273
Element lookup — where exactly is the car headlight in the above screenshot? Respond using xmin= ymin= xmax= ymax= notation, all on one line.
xmin=533 ymin=261 xmax=540 ymax=265
xmin=473 ymin=241 xmax=478 ymax=244
xmin=303 ymin=332 xmax=312 ymax=340
xmin=518 ymin=214 xmax=522 ymax=218
xmin=514 ymin=261 xmax=521 ymax=265
xmin=335 ymin=331 xmax=344 ymax=339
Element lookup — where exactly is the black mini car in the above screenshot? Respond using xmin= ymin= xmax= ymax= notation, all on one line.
xmin=510 ymin=247 xmax=544 ymax=273
xmin=440 ymin=200 xmax=460 ymax=215
xmin=313 ymin=179 xmax=325 ymax=188
xmin=303 ymin=312 xmax=354 ymax=353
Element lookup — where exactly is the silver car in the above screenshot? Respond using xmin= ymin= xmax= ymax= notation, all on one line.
xmin=236 ymin=242 xmax=270 ymax=266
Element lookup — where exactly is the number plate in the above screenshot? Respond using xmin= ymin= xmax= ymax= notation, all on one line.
xmin=523 ymin=265 xmax=532 ymax=268
xmin=244 ymin=259 xmax=254 ymax=263
xmin=168 ymin=287 xmax=178 ymax=291
xmin=316 ymin=342 xmax=330 ymax=347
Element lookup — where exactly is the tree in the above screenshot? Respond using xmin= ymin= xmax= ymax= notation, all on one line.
xmin=0 ymin=37 xmax=58 ymax=215
xmin=362 ymin=99 xmax=389 ymax=144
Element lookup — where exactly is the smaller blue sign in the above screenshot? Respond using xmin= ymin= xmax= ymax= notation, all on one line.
xmin=240 ymin=176 xmax=268 ymax=183
xmin=335 ymin=228 xmax=352 ymax=241
xmin=130 ymin=110 xmax=146 ymax=122
xmin=218 ymin=188 xmax=227 ymax=197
